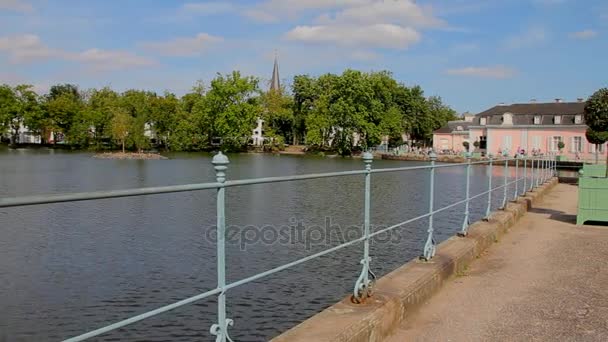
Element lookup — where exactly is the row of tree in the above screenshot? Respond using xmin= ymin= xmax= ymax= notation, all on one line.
xmin=0 ymin=70 xmax=458 ymax=154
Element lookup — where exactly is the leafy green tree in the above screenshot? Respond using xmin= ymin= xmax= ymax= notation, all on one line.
xmin=48 ymin=84 xmax=80 ymax=101
xmin=150 ymin=92 xmax=179 ymax=147
xmin=44 ymin=87 xmax=83 ymax=141
xmin=87 ymin=87 xmax=120 ymax=146
xmin=0 ymin=84 xmax=40 ymax=144
xmin=585 ymin=128 xmax=608 ymax=165
xmin=260 ymin=85 xmax=294 ymax=146
xmin=194 ymin=71 xmax=261 ymax=150
xmin=111 ymin=108 xmax=131 ymax=153
xmin=584 ymin=88 xmax=608 ymax=174
xmin=0 ymin=85 xmax=18 ymax=141
xmin=121 ymin=89 xmax=155 ymax=151
xmin=292 ymin=75 xmax=319 ymax=145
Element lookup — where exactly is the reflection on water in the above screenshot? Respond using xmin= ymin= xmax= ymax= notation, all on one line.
xmin=0 ymin=149 xmax=516 ymax=341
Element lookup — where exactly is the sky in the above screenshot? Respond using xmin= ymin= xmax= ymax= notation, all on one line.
xmin=0 ymin=0 xmax=606 ymax=113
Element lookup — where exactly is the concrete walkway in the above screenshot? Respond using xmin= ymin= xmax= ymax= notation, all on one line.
xmin=386 ymin=183 xmax=608 ymax=342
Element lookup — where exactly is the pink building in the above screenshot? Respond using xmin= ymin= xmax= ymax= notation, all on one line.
xmin=434 ymin=100 xmax=608 ymax=160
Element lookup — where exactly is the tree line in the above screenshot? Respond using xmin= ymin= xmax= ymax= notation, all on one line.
xmin=0 ymin=69 xmax=458 ymax=155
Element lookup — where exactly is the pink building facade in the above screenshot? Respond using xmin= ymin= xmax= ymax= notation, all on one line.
xmin=434 ymin=101 xmax=608 ymax=161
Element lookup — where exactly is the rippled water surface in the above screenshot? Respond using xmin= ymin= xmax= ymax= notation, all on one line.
xmin=0 ymin=149 xmax=517 ymax=341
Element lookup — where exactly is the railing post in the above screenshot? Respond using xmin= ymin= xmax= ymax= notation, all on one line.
xmin=512 ymin=155 xmax=519 ymax=201
xmin=522 ymin=155 xmax=527 ymax=196
xmin=459 ymin=152 xmax=471 ymax=236
xmin=500 ymin=152 xmax=508 ymax=209
xmin=422 ymin=152 xmax=437 ymax=261
xmin=484 ymin=155 xmax=493 ymax=220
xmin=535 ymin=157 xmax=540 ymax=188
xmin=210 ymin=152 xmax=233 ymax=342
xmin=529 ymin=158 xmax=535 ymax=192
xmin=543 ymin=155 xmax=551 ymax=184
xmin=353 ymin=152 xmax=376 ymax=303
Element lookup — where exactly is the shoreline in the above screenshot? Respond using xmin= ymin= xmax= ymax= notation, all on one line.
xmin=93 ymin=152 xmax=168 ymax=160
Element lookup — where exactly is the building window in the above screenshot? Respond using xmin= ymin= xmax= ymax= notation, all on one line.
xmin=551 ymin=136 xmax=563 ymax=152
xmin=554 ymin=116 xmax=561 ymax=124
xmin=534 ymin=116 xmax=541 ymax=124
xmin=502 ymin=135 xmax=512 ymax=152
xmin=457 ymin=125 xmax=463 ymax=131
xmin=590 ymin=143 xmax=606 ymax=153
xmin=502 ymin=113 xmax=513 ymax=125
xmin=574 ymin=115 xmax=582 ymax=124
xmin=572 ymin=136 xmax=583 ymax=152
xmin=532 ymin=136 xmax=541 ymax=149
xmin=480 ymin=117 xmax=486 ymax=126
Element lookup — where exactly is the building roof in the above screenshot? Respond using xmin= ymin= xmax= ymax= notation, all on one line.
xmin=434 ymin=120 xmax=474 ymax=134
xmin=472 ymin=101 xmax=586 ymax=126
xmin=433 ymin=101 xmax=587 ymax=134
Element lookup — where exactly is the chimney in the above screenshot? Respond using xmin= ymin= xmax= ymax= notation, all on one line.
xmin=530 ymin=99 xmax=537 ymax=103
xmin=555 ymin=98 xmax=562 ymax=103
xmin=577 ymin=98 xmax=584 ymax=103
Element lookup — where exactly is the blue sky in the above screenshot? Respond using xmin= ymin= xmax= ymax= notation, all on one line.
xmin=0 ymin=0 xmax=606 ymax=113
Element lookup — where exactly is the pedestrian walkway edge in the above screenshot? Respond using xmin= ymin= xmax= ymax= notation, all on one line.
xmin=271 ymin=178 xmax=559 ymax=342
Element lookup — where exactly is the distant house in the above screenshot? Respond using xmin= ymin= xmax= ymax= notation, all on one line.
xmin=433 ymin=113 xmax=475 ymax=152
xmin=2 ymin=122 xmax=42 ymax=144
xmin=433 ymin=99 xmax=608 ymax=159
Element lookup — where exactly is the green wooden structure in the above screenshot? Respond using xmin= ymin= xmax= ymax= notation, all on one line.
xmin=577 ymin=164 xmax=608 ymax=225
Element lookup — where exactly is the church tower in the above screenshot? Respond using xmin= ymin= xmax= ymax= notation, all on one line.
xmin=252 ymin=53 xmax=281 ymax=146
xmin=270 ymin=52 xmax=281 ymax=92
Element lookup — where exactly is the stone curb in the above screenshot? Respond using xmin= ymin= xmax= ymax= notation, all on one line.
xmin=272 ymin=178 xmax=559 ymax=342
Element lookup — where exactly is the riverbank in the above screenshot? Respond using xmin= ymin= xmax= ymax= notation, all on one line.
xmin=93 ymin=152 xmax=168 ymax=160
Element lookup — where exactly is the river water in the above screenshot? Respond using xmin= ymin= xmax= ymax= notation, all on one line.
xmin=0 ymin=149 xmax=515 ymax=341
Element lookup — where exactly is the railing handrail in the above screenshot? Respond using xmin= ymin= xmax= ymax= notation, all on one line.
xmin=0 ymin=153 xmax=556 ymax=342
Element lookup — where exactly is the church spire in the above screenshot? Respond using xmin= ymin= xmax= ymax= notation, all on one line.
xmin=270 ymin=50 xmax=280 ymax=93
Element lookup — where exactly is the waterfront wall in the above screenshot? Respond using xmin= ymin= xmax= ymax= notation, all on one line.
xmin=272 ymin=177 xmax=559 ymax=342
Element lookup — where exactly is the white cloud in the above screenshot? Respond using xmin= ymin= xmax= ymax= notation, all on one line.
xmin=504 ymin=27 xmax=546 ymax=49
xmin=0 ymin=34 xmax=59 ymax=62
xmin=0 ymin=34 xmax=156 ymax=71
xmin=280 ymin=1 xmax=442 ymax=52
xmin=569 ymin=29 xmax=598 ymax=40
xmin=244 ymin=0 xmax=369 ymax=22
xmin=70 ymin=49 xmax=156 ymax=71
xmin=446 ymin=66 xmax=517 ymax=79
xmin=285 ymin=24 xmax=420 ymax=49
xmin=141 ymin=33 xmax=223 ymax=57
xmin=315 ymin=0 xmax=445 ymax=28
xmin=0 ymin=0 xmax=33 ymax=13
xmin=180 ymin=2 xmax=235 ymax=15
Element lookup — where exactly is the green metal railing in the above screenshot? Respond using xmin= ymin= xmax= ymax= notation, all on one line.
xmin=0 ymin=152 xmax=557 ymax=342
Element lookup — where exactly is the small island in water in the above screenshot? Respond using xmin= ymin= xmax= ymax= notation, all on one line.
xmin=93 ymin=152 xmax=168 ymax=160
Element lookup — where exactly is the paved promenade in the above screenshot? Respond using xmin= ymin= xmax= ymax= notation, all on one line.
xmin=386 ymin=183 xmax=608 ymax=342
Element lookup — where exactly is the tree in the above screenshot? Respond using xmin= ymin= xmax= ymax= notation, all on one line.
xmin=584 ymin=88 xmax=608 ymax=175
xmin=111 ymin=108 xmax=131 ymax=153
xmin=87 ymin=87 xmax=120 ymax=146
xmin=194 ymin=71 xmax=261 ymax=150
xmin=260 ymin=85 xmax=294 ymax=146
xmin=0 ymin=85 xmax=18 ymax=142
xmin=586 ymin=128 xmax=608 ymax=165
xmin=44 ymin=90 xmax=82 ymax=141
